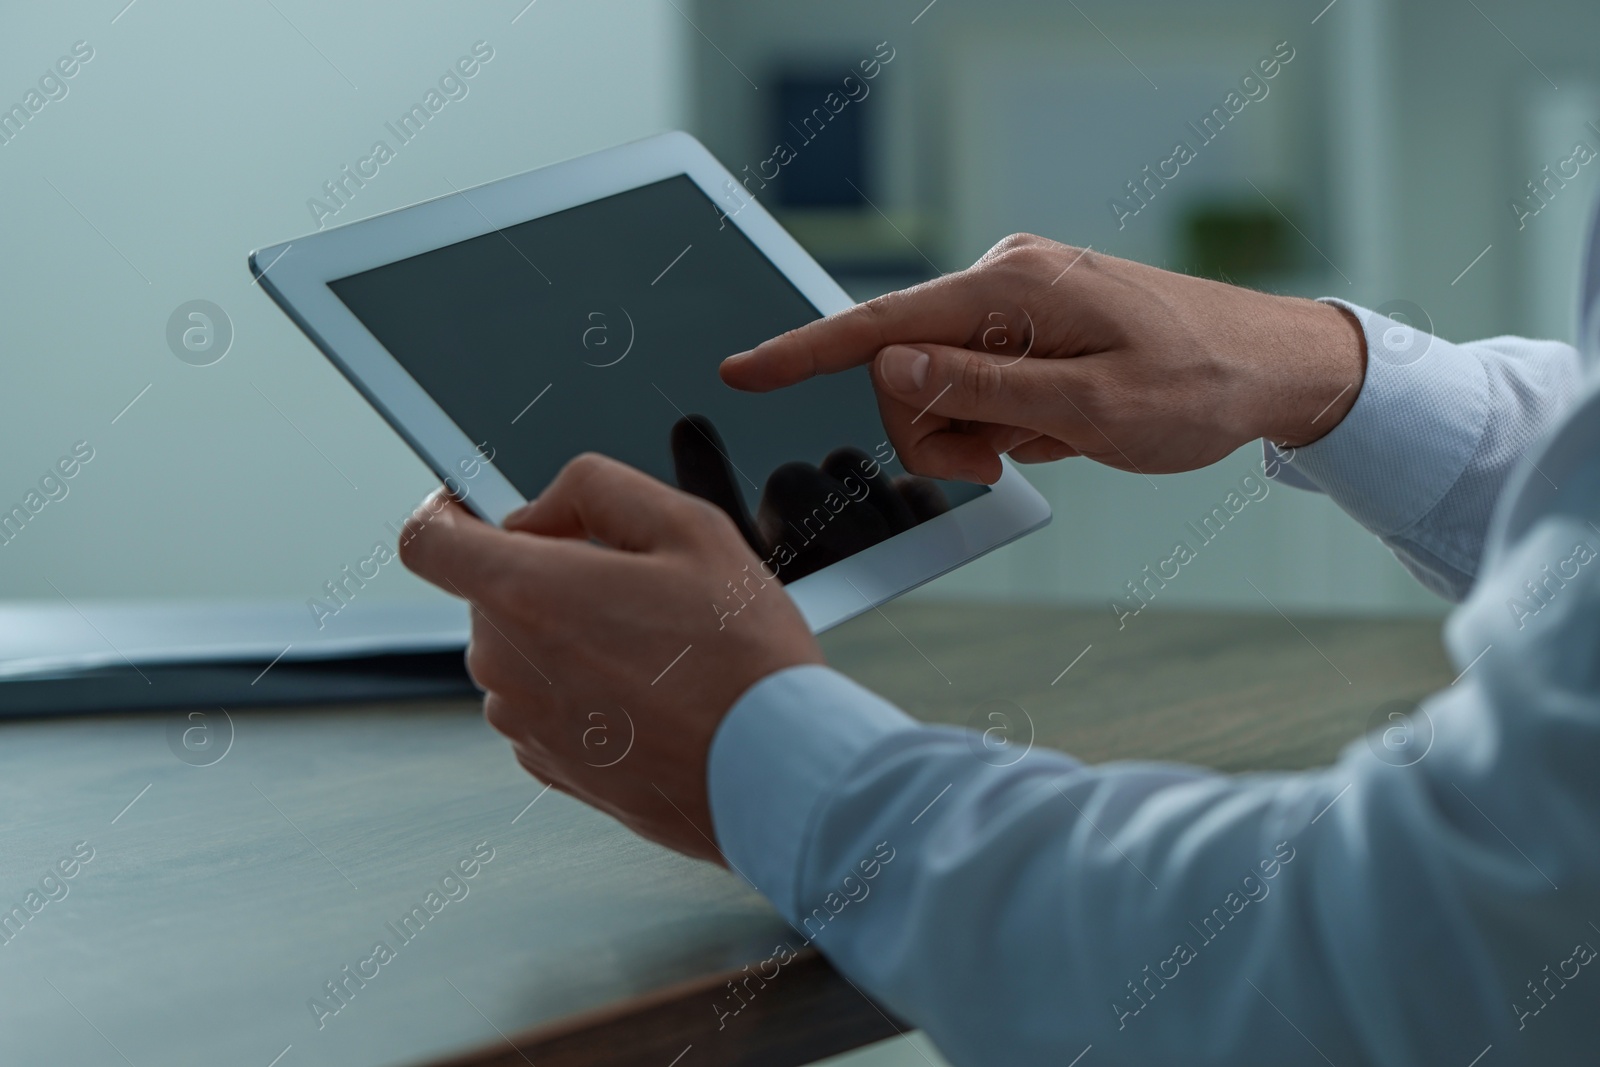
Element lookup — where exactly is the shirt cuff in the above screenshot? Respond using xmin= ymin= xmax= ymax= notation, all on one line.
xmin=707 ymin=664 xmax=919 ymax=922
xmin=1276 ymin=298 xmax=1491 ymax=536
xmin=1263 ymin=439 xmax=1321 ymax=492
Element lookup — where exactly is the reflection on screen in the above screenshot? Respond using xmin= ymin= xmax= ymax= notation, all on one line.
xmin=329 ymin=175 xmax=985 ymax=582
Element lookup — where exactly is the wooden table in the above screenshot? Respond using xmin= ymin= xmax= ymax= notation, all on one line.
xmin=0 ymin=602 xmax=1453 ymax=1067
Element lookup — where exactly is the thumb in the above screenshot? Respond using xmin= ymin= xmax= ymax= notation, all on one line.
xmin=873 ymin=344 xmax=1081 ymax=430
xmin=503 ymin=452 xmax=698 ymax=552
xmin=398 ymin=494 xmax=540 ymax=606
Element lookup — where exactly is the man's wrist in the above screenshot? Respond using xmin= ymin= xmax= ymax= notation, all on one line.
xmin=1254 ymin=297 xmax=1368 ymax=449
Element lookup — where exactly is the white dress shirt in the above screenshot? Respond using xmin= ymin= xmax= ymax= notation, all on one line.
xmin=707 ymin=200 xmax=1600 ymax=1065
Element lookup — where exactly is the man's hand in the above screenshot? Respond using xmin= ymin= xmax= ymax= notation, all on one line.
xmin=720 ymin=234 xmax=1367 ymax=483
xmin=398 ymin=453 xmax=823 ymax=863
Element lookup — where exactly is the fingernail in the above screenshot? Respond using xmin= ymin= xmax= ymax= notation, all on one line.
xmin=881 ymin=345 xmax=930 ymax=393
xmin=722 ymin=350 xmax=753 ymax=366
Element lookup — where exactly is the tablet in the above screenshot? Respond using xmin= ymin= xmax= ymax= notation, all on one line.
xmin=249 ymin=131 xmax=1050 ymax=632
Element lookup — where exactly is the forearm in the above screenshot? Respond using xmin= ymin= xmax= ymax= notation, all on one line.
xmin=710 ymin=670 xmax=1347 ymax=1065
xmin=1268 ymin=301 xmax=1583 ymax=600
xmin=781 ymin=728 xmax=1351 ymax=1067
xmin=712 ymin=634 xmax=1600 ymax=1066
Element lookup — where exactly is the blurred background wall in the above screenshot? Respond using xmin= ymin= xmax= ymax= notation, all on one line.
xmin=0 ymin=0 xmax=686 ymax=611
xmin=4 ymin=0 xmax=1597 ymax=625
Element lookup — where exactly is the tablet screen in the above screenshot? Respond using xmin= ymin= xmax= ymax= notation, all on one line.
xmin=328 ymin=175 xmax=984 ymax=581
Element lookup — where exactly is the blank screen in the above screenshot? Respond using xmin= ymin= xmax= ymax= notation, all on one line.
xmin=329 ymin=175 xmax=982 ymax=580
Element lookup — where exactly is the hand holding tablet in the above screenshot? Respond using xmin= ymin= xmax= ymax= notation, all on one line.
xmin=395 ymin=452 xmax=824 ymax=863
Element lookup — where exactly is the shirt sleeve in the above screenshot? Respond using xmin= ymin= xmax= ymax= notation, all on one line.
xmin=710 ymin=484 xmax=1600 ymax=1065
xmin=1263 ymin=299 xmax=1581 ymax=601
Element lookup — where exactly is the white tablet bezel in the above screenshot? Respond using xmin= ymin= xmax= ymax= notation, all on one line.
xmin=249 ymin=131 xmax=1050 ymax=632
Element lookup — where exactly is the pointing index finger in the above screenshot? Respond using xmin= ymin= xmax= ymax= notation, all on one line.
xmin=718 ymin=270 xmax=997 ymax=393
